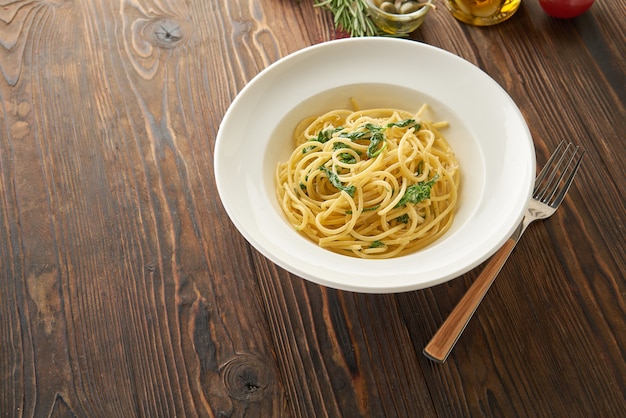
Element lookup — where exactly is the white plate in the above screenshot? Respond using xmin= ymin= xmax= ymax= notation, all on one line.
xmin=214 ymin=38 xmax=535 ymax=293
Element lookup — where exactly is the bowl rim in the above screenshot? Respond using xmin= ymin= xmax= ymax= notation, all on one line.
xmin=214 ymin=37 xmax=535 ymax=293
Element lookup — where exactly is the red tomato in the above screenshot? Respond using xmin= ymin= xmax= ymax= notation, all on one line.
xmin=538 ymin=0 xmax=595 ymax=18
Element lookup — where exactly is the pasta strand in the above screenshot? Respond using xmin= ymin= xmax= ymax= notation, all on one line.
xmin=276 ymin=105 xmax=460 ymax=259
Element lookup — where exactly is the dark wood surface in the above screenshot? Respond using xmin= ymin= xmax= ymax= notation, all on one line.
xmin=1 ymin=0 xmax=624 ymax=417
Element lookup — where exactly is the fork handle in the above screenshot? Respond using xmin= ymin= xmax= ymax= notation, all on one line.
xmin=423 ymin=237 xmax=518 ymax=363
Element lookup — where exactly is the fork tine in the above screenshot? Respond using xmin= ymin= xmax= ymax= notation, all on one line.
xmin=534 ymin=141 xmax=571 ymax=200
xmin=534 ymin=140 xmax=566 ymax=194
xmin=543 ymin=144 xmax=579 ymax=202
xmin=548 ymin=147 xmax=585 ymax=208
xmin=533 ymin=141 xmax=584 ymax=207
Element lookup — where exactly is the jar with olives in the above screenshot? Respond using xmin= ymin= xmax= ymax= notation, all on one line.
xmin=364 ymin=0 xmax=435 ymax=35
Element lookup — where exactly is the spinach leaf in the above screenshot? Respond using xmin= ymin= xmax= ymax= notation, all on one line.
xmin=316 ymin=126 xmax=343 ymax=143
xmin=339 ymin=130 xmax=367 ymax=141
xmin=336 ymin=119 xmax=419 ymax=158
xmin=319 ymin=165 xmax=355 ymax=197
xmin=333 ymin=142 xmax=357 ymax=164
xmin=395 ymin=214 xmax=410 ymax=224
xmin=387 ymin=119 xmax=420 ymax=130
xmin=363 ymin=124 xmax=386 ymax=158
xmin=395 ymin=174 xmax=439 ymax=208
xmin=303 ymin=126 xmax=343 ymax=153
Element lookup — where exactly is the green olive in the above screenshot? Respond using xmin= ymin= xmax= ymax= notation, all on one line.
xmin=400 ymin=1 xmax=422 ymax=13
xmin=379 ymin=2 xmax=398 ymax=13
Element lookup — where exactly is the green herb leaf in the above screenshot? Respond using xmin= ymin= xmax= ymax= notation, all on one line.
xmin=333 ymin=142 xmax=357 ymax=164
xmin=370 ymin=240 xmax=385 ymax=248
xmin=395 ymin=174 xmax=439 ymax=208
xmin=361 ymin=124 xmax=385 ymax=158
xmin=367 ymin=132 xmax=386 ymax=157
xmin=395 ymin=213 xmax=410 ymax=224
xmin=339 ymin=124 xmax=386 ymax=157
xmin=315 ymin=126 xmax=343 ymax=143
xmin=339 ymin=130 xmax=368 ymax=141
xmin=303 ymin=126 xmax=343 ymax=153
xmin=416 ymin=161 xmax=424 ymax=176
xmin=387 ymin=119 xmax=419 ymax=130
xmin=319 ymin=165 xmax=355 ymax=197
xmin=338 ymin=120 xmax=417 ymax=159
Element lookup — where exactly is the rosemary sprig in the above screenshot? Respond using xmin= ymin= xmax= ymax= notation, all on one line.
xmin=313 ymin=0 xmax=383 ymax=37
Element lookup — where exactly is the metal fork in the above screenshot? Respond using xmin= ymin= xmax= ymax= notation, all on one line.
xmin=423 ymin=141 xmax=585 ymax=363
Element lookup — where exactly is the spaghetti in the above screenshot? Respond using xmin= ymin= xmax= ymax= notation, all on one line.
xmin=275 ymin=104 xmax=459 ymax=259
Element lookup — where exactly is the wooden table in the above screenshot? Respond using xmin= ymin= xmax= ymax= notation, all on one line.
xmin=1 ymin=0 xmax=624 ymax=416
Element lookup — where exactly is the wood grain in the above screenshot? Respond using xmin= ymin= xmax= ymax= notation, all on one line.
xmin=1 ymin=0 xmax=288 ymax=416
xmin=0 ymin=0 xmax=624 ymax=417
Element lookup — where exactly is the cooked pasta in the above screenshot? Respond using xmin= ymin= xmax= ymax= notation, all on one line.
xmin=275 ymin=103 xmax=460 ymax=259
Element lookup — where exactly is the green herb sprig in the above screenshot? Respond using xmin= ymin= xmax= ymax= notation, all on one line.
xmin=313 ymin=0 xmax=383 ymax=37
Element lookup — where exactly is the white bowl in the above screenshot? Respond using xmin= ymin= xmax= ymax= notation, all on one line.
xmin=214 ymin=38 xmax=535 ymax=293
